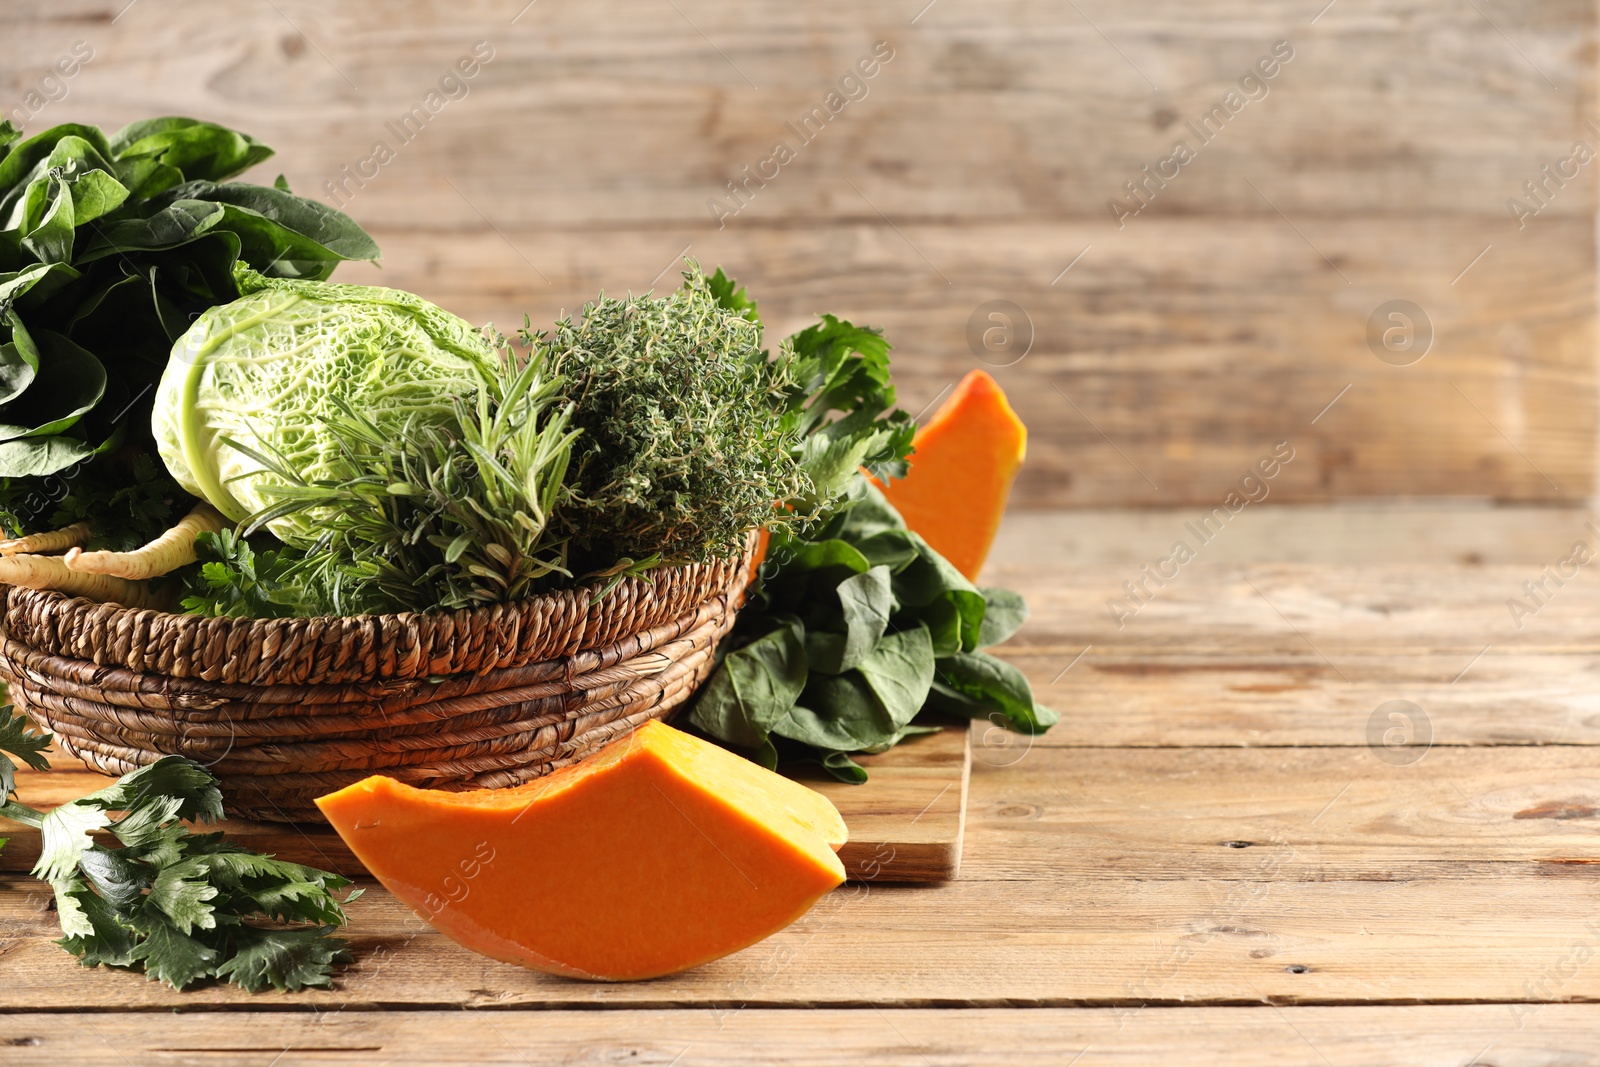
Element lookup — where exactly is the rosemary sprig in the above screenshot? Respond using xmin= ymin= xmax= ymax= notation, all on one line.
xmin=218 ymin=348 xmax=580 ymax=615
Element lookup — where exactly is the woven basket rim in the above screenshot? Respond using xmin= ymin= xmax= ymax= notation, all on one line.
xmin=7 ymin=549 xmax=739 ymax=630
xmin=1 ymin=535 xmax=756 ymax=687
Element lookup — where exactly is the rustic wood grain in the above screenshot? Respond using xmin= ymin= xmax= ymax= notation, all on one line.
xmin=983 ymin=562 xmax=1600 ymax=655
xmin=10 ymin=1007 xmax=1600 ymax=1066
xmin=335 ymin=221 xmax=1600 ymax=509
xmin=988 ymin=504 xmax=1600 ymax=567
xmin=965 ymin=559 xmax=1600 ymax=747
xmin=3 ymin=561 xmax=1600 ymax=1036
xmin=1008 ymin=651 xmax=1600 ymax=748
xmin=0 ymin=0 xmax=1590 ymax=505
xmin=0 ymin=722 xmax=970 ymax=882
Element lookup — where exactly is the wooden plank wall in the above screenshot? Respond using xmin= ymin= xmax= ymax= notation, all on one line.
xmin=3 ymin=0 xmax=1594 ymax=507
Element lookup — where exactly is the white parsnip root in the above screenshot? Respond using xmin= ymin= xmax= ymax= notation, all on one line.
xmin=63 ymin=503 xmax=227 ymax=580
xmin=0 ymin=554 xmax=162 ymax=608
xmin=0 ymin=522 xmax=91 ymax=557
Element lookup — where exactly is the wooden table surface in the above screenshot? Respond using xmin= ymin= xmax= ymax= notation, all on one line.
xmin=5 ymin=555 xmax=1600 ymax=1064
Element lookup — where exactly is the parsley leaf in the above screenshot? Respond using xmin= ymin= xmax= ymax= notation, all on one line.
xmin=705 ymin=266 xmax=760 ymax=324
xmin=48 ymin=453 xmax=190 ymax=552
xmin=147 ymin=859 xmax=222 ymax=933
xmin=0 ymin=704 xmax=361 ymax=992
xmin=779 ymin=314 xmax=915 ymax=509
xmin=179 ymin=529 xmax=313 ymax=618
xmin=127 ymin=914 xmax=222 ymax=990
xmin=215 ymin=926 xmax=351 ymax=993
xmin=0 ymin=712 xmax=50 ymax=799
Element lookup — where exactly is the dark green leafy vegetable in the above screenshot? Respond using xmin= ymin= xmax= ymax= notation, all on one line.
xmin=705 ymin=266 xmax=759 ymax=324
xmin=47 ymin=453 xmax=189 ymax=553
xmin=0 ymin=708 xmax=51 ymax=797
xmin=701 ymin=270 xmax=914 ymax=521
xmin=690 ymin=475 xmax=1057 ymax=782
xmin=0 ymin=706 xmax=360 ymax=992
xmin=0 ymin=116 xmax=380 ymax=545
xmin=777 ymin=315 xmax=915 ymax=515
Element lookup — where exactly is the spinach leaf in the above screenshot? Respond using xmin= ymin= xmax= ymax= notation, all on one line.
xmin=784 ymin=537 xmax=872 ymax=577
xmin=818 ymin=751 xmax=869 ymax=783
xmin=0 ymin=434 xmax=94 ymax=475
xmin=806 ymin=565 xmax=892 ymax=674
xmin=933 ymin=651 xmax=1059 ymax=734
xmin=912 ymin=594 xmax=965 ymax=658
xmin=856 ymin=625 xmax=935 ymax=729
xmin=688 ymin=617 xmax=808 ymax=749
xmin=779 ymin=673 xmax=890 ymax=751
xmin=852 ymin=528 xmax=921 ymax=572
xmin=0 ymin=330 xmax=105 ymax=442
xmin=109 ymin=118 xmax=274 ymax=184
xmin=186 ymin=182 xmax=380 ymax=261
xmin=0 ymin=124 xmax=115 ymax=199
xmin=20 ymin=173 xmax=77 ymax=264
xmin=690 ymin=474 xmax=1053 ymax=779
xmin=0 ymin=309 xmax=40 ymax=405
xmin=978 ymin=587 xmax=1029 ymax=647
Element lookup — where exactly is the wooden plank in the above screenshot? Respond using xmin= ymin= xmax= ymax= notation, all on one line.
xmin=980 ymin=562 xmax=1600 ymax=655
xmin=967 ymin=560 xmax=1600 ymax=747
xmin=0 ymin=723 xmax=969 ymax=883
xmin=16 ymin=874 xmax=1600 ymax=1009
xmin=9 ymin=1 xmax=1588 ymax=224
xmin=12 ymin=1006 xmax=1600 ymax=1066
xmin=4 ymin=745 xmax=1600 ymax=1009
xmin=1007 ymin=652 xmax=1600 ymax=748
xmin=962 ymin=745 xmax=1600 ymax=876
xmin=987 ymin=504 xmax=1600 ymax=567
xmin=793 ymin=718 xmax=969 ymax=882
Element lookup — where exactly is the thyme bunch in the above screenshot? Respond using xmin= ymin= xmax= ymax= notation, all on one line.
xmin=537 ymin=265 xmax=805 ymax=572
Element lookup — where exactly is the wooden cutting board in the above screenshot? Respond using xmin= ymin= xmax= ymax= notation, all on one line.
xmin=0 ymin=720 xmax=971 ymax=883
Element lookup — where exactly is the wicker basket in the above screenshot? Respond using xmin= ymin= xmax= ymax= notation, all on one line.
xmin=0 ymin=544 xmax=754 ymax=822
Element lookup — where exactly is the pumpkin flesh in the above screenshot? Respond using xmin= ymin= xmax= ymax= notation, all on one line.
xmin=316 ymin=720 xmax=846 ymax=981
xmin=875 ymin=369 xmax=1027 ymax=580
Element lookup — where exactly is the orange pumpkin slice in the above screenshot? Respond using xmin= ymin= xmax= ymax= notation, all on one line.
xmin=316 ymin=720 xmax=847 ymax=981
xmin=874 ymin=369 xmax=1027 ymax=580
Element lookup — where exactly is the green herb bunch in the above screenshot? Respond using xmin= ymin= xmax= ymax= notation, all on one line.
xmin=189 ymin=348 xmax=579 ymax=616
xmin=0 ymin=707 xmax=360 ymax=992
xmin=538 ymin=264 xmax=805 ymax=572
xmin=774 ymin=316 xmax=915 ymax=520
